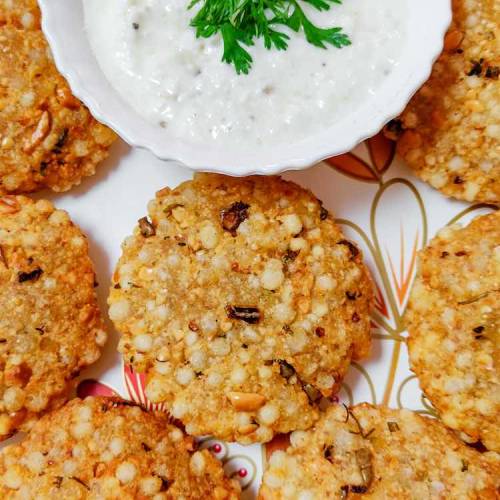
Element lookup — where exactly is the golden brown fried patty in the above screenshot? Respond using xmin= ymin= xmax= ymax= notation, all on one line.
xmin=0 ymin=196 xmax=107 ymax=440
xmin=109 ymin=174 xmax=373 ymax=444
xmin=406 ymin=211 xmax=500 ymax=452
xmin=388 ymin=0 xmax=499 ymax=204
xmin=260 ymin=404 xmax=500 ymax=499
xmin=0 ymin=23 xmax=116 ymax=193
xmin=0 ymin=396 xmax=240 ymax=499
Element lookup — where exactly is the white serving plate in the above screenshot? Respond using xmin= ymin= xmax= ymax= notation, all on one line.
xmin=3 ymin=135 xmax=491 ymax=498
xmin=38 ymin=0 xmax=451 ymax=175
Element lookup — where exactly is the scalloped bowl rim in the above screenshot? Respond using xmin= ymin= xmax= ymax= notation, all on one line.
xmin=38 ymin=0 xmax=451 ymax=176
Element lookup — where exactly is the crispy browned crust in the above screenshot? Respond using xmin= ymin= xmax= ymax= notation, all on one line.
xmin=109 ymin=174 xmax=373 ymax=444
xmin=0 ymin=396 xmax=240 ymax=499
xmin=388 ymin=0 xmax=499 ymax=204
xmin=406 ymin=211 xmax=500 ymax=452
xmin=260 ymin=403 xmax=500 ymax=499
xmin=0 ymin=22 xmax=116 ymax=194
xmin=0 ymin=196 xmax=107 ymax=440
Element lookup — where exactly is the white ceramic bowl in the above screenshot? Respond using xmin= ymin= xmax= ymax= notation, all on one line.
xmin=39 ymin=0 xmax=451 ymax=176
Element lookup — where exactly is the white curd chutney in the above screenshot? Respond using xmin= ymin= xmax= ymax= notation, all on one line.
xmin=84 ymin=0 xmax=406 ymax=150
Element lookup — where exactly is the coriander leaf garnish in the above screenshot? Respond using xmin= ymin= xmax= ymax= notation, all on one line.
xmin=278 ymin=1 xmax=350 ymax=50
xmin=188 ymin=0 xmax=351 ymax=74
xmin=220 ymin=24 xmax=254 ymax=75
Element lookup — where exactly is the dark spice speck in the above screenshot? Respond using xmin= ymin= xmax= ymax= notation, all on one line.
xmin=226 ymin=305 xmax=261 ymax=324
xmin=282 ymin=249 xmax=299 ymax=264
xmin=18 ymin=268 xmax=43 ymax=283
xmin=315 ymin=326 xmax=325 ymax=337
xmin=158 ymin=475 xmax=171 ymax=491
xmin=53 ymin=128 xmax=69 ymax=154
xmin=337 ymin=240 xmax=359 ymax=259
xmin=277 ymin=359 xmax=296 ymax=379
xmin=351 ymin=485 xmax=368 ymax=494
xmin=221 ymin=201 xmax=250 ymax=236
xmin=384 ymin=119 xmax=404 ymax=140
xmin=485 ymin=66 xmax=499 ymax=79
xmin=70 ymin=477 xmax=90 ymax=491
xmin=467 ymin=59 xmax=484 ymax=76
xmin=303 ymin=383 xmax=322 ymax=403
xmin=323 ymin=444 xmax=334 ymax=461
xmin=387 ymin=421 xmax=400 ymax=432
xmin=473 ymin=326 xmax=485 ymax=339
xmin=39 ymin=161 xmax=49 ymax=175
xmin=138 ymin=217 xmax=156 ymax=238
